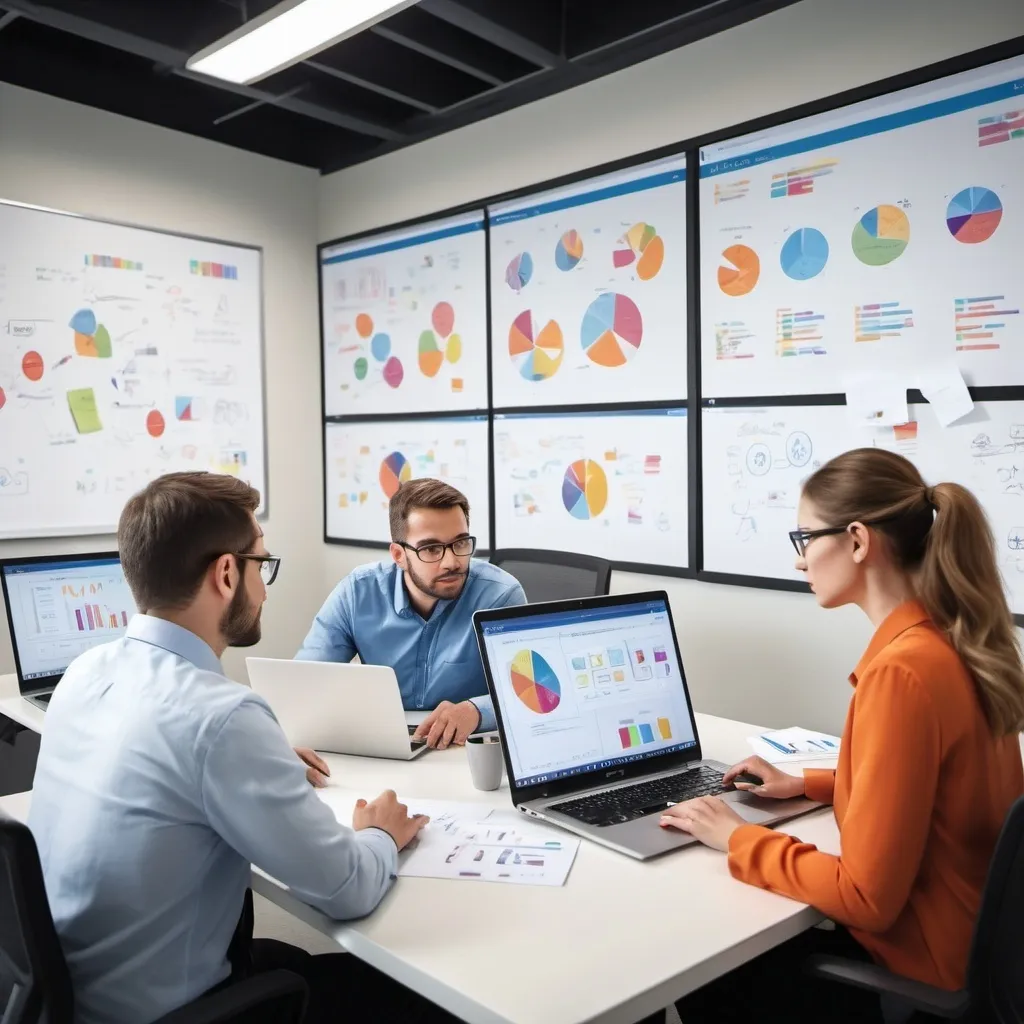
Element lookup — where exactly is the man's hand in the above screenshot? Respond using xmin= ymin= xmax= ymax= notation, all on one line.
xmin=413 ymin=700 xmax=481 ymax=749
xmin=659 ymin=796 xmax=746 ymax=852
xmin=352 ymin=790 xmax=429 ymax=851
xmin=295 ymin=747 xmax=330 ymax=789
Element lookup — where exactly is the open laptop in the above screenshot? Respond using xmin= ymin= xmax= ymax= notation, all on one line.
xmin=0 ymin=552 xmax=136 ymax=711
xmin=245 ymin=658 xmax=429 ymax=760
xmin=473 ymin=591 xmax=819 ymax=859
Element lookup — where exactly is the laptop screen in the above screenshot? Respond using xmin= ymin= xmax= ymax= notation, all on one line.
xmin=1 ymin=554 xmax=136 ymax=689
xmin=479 ymin=597 xmax=699 ymax=788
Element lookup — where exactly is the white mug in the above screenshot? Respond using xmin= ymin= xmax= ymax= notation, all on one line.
xmin=466 ymin=734 xmax=504 ymax=791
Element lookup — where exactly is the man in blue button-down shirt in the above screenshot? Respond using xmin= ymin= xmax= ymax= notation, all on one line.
xmin=27 ymin=472 xmax=452 ymax=1024
xmin=297 ymin=479 xmax=525 ymax=749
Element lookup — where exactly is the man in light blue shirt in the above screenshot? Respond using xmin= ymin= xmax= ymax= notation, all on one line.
xmin=298 ymin=478 xmax=525 ymax=748
xmin=27 ymin=472 xmax=449 ymax=1024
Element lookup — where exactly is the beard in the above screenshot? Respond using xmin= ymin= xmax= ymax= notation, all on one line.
xmin=220 ymin=583 xmax=262 ymax=648
xmin=405 ymin=560 xmax=468 ymax=602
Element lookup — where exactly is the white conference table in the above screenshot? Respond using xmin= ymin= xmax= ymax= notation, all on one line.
xmin=1 ymin=668 xmax=844 ymax=1024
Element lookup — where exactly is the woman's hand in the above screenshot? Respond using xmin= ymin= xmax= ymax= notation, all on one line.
xmin=723 ymin=756 xmax=805 ymax=800
xmin=660 ymin=796 xmax=746 ymax=851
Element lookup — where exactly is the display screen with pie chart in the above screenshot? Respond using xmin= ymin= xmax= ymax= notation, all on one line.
xmin=699 ymin=51 xmax=1024 ymax=397
xmin=324 ymin=416 xmax=491 ymax=546
xmin=493 ymin=408 xmax=688 ymax=568
xmin=320 ymin=211 xmax=488 ymax=416
xmin=488 ymin=153 xmax=687 ymax=408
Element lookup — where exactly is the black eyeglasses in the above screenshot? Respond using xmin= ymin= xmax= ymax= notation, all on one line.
xmin=789 ymin=516 xmax=898 ymax=557
xmin=234 ymin=553 xmax=281 ymax=585
xmin=400 ymin=536 xmax=476 ymax=563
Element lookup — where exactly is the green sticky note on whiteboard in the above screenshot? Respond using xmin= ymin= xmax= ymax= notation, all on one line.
xmin=67 ymin=388 xmax=102 ymax=434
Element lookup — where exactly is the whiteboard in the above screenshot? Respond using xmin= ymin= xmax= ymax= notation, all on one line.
xmin=701 ymin=401 xmax=1024 ymax=614
xmin=699 ymin=54 xmax=1024 ymax=398
xmin=320 ymin=213 xmax=488 ymax=416
xmin=324 ymin=416 xmax=491 ymax=547
xmin=0 ymin=200 xmax=265 ymax=539
xmin=489 ymin=155 xmax=687 ymax=408
xmin=493 ymin=408 xmax=688 ymax=567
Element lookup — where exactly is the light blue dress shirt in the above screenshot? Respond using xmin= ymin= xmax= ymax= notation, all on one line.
xmin=28 ymin=615 xmax=398 ymax=1024
xmin=296 ymin=558 xmax=525 ymax=730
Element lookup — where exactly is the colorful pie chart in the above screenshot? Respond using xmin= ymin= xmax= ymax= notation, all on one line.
xmin=562 ymin=459 xmax=608 ymax=520
xmin=946 ymin=187 xmax=1003 ymax=244
xmin=718 ymin=245 xmax=760 ymax=297
xmin=613 ymin=222 xmax=665 ymax=280
xmin=555 ymin=230 xmax=584 ymax=271
xmin=851 ymin=205 xmax=909 ymax=266
xmin=379 ymin=451 xmax=412 ymax=498
xmin=780 ymin=228 xmax=829 ymax=281
xmin=509 ymin=310 xmax=564 ymax=381
xmin=418 ymin=331 xmax=444 ymax=377
xmin=506 ymin=252 xmax=534 ymax=292
xmin=510 ymin=649 xmax=561 ymax=714
xmin=581 ymin=293 xmax=643 ymax=368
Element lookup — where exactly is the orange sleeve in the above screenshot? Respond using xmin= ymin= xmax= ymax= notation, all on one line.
xmin=803 ymin=768 xmax=836 ymax=804
xmin=726 ymin=664 xmax=941 ymax=933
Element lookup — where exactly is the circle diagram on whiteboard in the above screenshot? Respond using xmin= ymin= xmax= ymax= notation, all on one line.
xmin=717 ymin=244 xmax=760 ymax=297
xmin=851 ymin=205 xmax=909 ymax=266
xmin=379 ymin=451 xmax=412 ymax=499
xmin=581 ymin=293 xmax=643 ymax=367
xmin=510 ymin=649 xmax=561 ymax=714
xmin=780 ymin=229 xmax=829 ymax=281
xmin=946 ymin=187 xmax=1003 ymax=244
xmin=554 ymin=230 xmax=584 ymax=271
xmin=562 ymin=459 xmax=608 ymax=520
xmin=509 ymin=310 xmax=564 ymax=381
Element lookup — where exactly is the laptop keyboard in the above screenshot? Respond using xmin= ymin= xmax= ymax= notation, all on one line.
xmin=549 ymin=765 xmax=726 ymax=827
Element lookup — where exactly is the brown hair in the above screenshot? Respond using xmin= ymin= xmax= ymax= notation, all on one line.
xmin=388 ymin=478 xmax=469 ymax=543
xmin=802 ymin=448 xmax=1024 ymax=736
xmin=118 ymin=472 xmax=261 ymax=612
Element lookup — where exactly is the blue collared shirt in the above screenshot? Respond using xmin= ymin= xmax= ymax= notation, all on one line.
xmin=296 ymin=559 xmax=525 ymax=730
xmin=28 ymin=615 xmax=398 ymax=1024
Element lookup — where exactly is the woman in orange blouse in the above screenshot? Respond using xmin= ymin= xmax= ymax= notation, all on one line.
xmin=663 ymin=448 xmax=1024 ymax=1023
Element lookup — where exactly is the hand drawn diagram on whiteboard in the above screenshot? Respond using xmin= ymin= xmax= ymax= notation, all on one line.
xmin=0 ymin=201 xmax=265 ymax=539
xmin=699 ymin=53 xmax=1024 ymax=398
xmin=489 ymin=155 xmax=687 ymax=408
xmin=324 ymin=416 xmax=491 ymax=546
xmin=320 ymin=213 xmax=487 ymax=416
xmin=493 ymin=408 xmax=688 ymax=567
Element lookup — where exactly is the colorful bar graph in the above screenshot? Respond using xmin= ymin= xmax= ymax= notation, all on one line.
xmin=190 ymin=259 xmax=238 ymax=280
xmin=854 ymin=301 xmax=914 ymax=342
xmin=776 ymin=308 xmax=826 ymax=357
xmin=84 ymin=254 xmax=143 ymax=270
xmin=619 ymin=718 xmax=674 ymax=749
xmin=955 ymin=295 xmax=1021 ymax=351
xmin=714 ymin=179 xmax=750 ymax=204
xmin=770 ymin=159 xmax=839 ymax=199
xmin=715 ymin=321 xmax=756 ymax=361
xmin=978 ymin=110 xmax=1024 ymax=147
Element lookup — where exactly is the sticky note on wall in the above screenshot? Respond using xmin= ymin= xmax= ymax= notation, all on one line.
xmin=67 ymin=388 xmax=102 ymax=434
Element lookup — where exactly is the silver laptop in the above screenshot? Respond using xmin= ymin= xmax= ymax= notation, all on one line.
xmin=245 ymin=658 xmax=429 ymax=760
xmin=0 ymin=552 xmax=135 ymax=712
xmin=473 ymin=591 xmax=819 ymax=860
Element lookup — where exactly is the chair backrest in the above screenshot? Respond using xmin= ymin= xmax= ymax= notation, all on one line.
xmin=966 ymin=793 xmax=1024 ymax=1023
xmin=0 ymin=815 xmax=74 ymax=1024
xmin=489 ymin=549 xmax=612 ymax=603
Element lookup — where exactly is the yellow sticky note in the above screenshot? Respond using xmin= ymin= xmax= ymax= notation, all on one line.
xmin=67 ymin=388 xmax=102 ymax=434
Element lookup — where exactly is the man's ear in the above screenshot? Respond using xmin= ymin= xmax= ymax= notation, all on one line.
xmin=210 ymin=553 xmax=237 ymax=599
xmin=389 ymin=542 xmax=405 ymax=569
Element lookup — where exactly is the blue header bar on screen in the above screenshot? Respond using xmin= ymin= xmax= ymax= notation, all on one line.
xmin=3 ymin=557 xmax=120 ymax=575
xmin=700 ymin=76 xmax=1024 ymax=178
xmin=321 ymin=220 xmax=485 ymax=265
xmin=480 ymin=599 xmax=667 ymax=635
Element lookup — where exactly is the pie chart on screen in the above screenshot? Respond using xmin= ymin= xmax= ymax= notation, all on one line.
xmin=509 ymin=310 xmax=564 ymax=381
xmin=851 ymin=205 xmax=909 ymax=266
xmin=511 ymin=649 xmax=561 ymax=714
xmin=946 ymin=187 xmax=1003 ymax=244
xmin=562 ymin=459 xmax=608 ymax=520
xmin=581 ymin=293 xmax=643 ymax=367
xmin=505 ymin=252 xmax=533 ymax=292
xmin=780 ymin=228 xmax=829 ymax=280
xmin=718 ymin=245 xmax=760 ymax=296
xmin=555 ymin=230 xmax=584 ymax=271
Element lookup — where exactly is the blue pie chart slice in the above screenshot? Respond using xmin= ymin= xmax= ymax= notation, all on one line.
xmin=780 ymin=228 xmax=829 ymax=281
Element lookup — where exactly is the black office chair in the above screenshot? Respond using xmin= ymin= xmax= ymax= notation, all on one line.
xmin=0 ymin=815 xmax=308 ymax=1024
xmin=804 ymin=794 xmax=1024 ymax=1023
xmin=490 ymin=548 xmax=612 ymax=602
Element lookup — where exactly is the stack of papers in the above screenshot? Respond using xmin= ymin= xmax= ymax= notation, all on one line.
xmin=747 ymin=727 xmax=841 ymax=764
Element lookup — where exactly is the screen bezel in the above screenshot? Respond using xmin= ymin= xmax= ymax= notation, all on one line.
xmin=473 ymin=590 xmax=703 ymax=804
xmin=0 ymin=551 xmax=122 ymax=694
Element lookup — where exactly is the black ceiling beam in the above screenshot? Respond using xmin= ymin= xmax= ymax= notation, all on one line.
xmin=371 ymin=24 xmax=502 ymax=87
xmin=418 ymin=0 xmax=562 ymax=69
xmin=303 ymin=59 xmax=439 ymax=115
xmin=212 ymin=83 xmax=306 ymax=126
xmin=0 ymin=0 xmax=402 ymax=140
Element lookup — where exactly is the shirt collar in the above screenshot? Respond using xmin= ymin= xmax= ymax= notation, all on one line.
xmin=850 ymin=599 xmax=931 ymax=686
xmin=125 ymin=614 xmax=224 ymax=676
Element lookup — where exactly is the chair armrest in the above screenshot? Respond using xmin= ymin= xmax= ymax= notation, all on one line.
xmin=804 ymin=955 xmax=970 ymax=1019
xmin=152 ymin=969 xmax=308 ymax=1024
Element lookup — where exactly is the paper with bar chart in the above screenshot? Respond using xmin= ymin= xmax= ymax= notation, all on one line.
xmin=489 ymin=155 xmax=687 ymax=407
xmin=493 ymin=408 xmax=688 ymax=567
xmin=320 ymin=213 xmax=487 ymax=415
xmin=699 ymin=53 xmax=1024 ymax=397
xmin=0 ymin=201 xmax=265 ymax=539
xmin=324 ymin=416 xmax=490 ymax=545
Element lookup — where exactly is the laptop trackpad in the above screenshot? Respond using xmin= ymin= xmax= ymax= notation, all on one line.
xmin=726 ymin=791 xmax=818 ymax=825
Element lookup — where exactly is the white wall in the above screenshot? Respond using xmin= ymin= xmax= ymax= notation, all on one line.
xmin=0 ymin=83 xmax=322 ymax=683
xmin=318 ymin=0 xmax=1024 ymax=732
